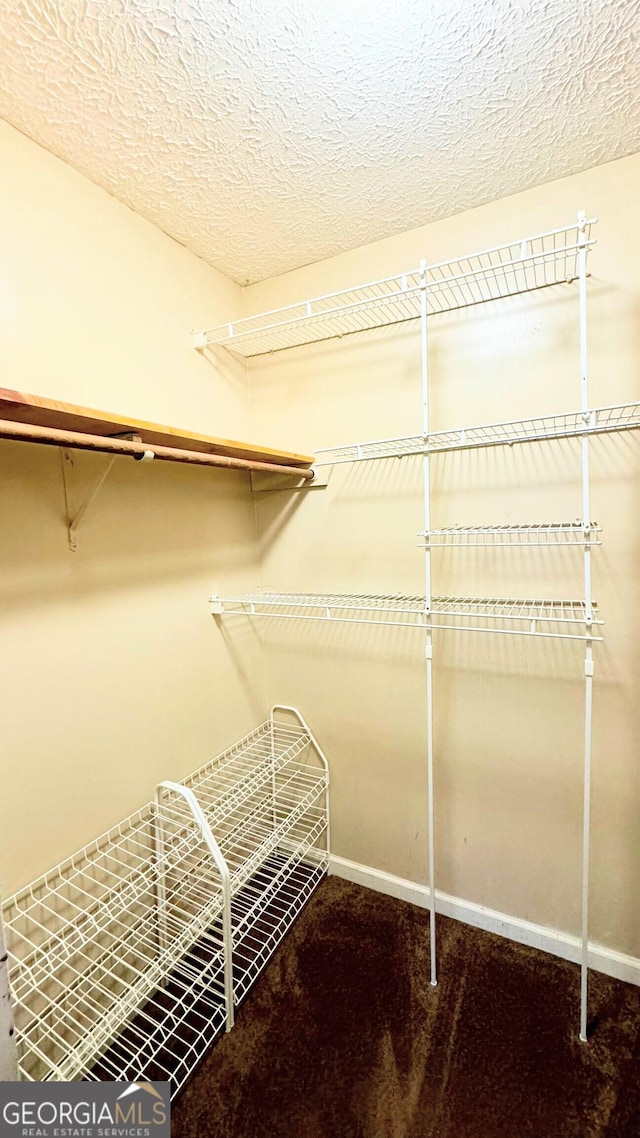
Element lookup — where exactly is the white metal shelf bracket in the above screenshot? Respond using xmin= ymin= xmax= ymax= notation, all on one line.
xmin=60 ymin=434 xmax=153 ymax=550
xmin=60 ymin=448 xmax=116 ymax=552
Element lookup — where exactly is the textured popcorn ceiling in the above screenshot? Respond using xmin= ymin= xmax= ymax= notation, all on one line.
xmin=1 ymin=0 xmax=639 ymax=284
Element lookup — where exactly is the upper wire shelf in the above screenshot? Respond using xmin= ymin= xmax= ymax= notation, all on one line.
xmin=211 ymin=592 xmax=602 ymax=641
xmin=315 ymin=402 xmax=640 ymax=464
xmin=422 ymin=522 xmax=602 ymax=548
xmin=195 ymin=218 xmax=595 ymax=358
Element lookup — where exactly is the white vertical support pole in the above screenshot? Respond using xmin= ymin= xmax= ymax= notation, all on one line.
xmin=420 ymin=260 xmax=437 ymax=988
xmin=270 ymin=714 xmax=278 ymax=835
xmin=0 ymin=912 xmax=18 ymax=1080
xmin=578 ymin=210 xmax=593 ymax=1042
xmin=581 ymin=645 xmax=594 ymax=1041
xmin=154 ymin=804 xmax=169 ymax=958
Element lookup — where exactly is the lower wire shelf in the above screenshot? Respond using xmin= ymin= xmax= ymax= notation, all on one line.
xmin=89 ymin=853 xmax=325 ymax=1096
xmin=1 ymin=706 xmax=329 ymax=1099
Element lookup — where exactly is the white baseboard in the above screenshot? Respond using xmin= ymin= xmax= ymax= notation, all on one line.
xmin=329 ymin=854 xmax=640 ymax=988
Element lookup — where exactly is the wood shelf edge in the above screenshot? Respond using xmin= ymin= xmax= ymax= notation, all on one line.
xmin=0 ymin=388 xmax=312 ymax=468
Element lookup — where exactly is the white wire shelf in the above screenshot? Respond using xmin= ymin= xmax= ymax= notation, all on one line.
xmin=421 ymin=522 xmax=602 ymax=548
xmin=315 ymin=401 xmax=640 ymax=464
xmin=212 ymin=592 xmax=603 ymax=641
xmin=182 ymin=720 xmax=314 ymax=851
xmin=2 ymin=710 xmax=329 ymax=1097
xmin=195 ymin=218 xmax=595 ymax=357
xmin=230 ymin=830 xmax=327 ymax=1005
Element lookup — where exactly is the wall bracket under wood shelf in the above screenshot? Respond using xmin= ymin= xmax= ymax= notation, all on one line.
xmin=60 ymin=433 xmax=152 ymax=551
xmin=60 ymin=448 xmax=115 ymax=552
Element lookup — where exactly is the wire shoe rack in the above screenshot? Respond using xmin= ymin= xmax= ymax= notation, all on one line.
xmin=1 ymin=706 xmax=329 ymax=1098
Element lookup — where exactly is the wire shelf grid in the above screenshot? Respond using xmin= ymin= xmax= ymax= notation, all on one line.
xmin=213 ymin=591 xmax=602 ymax=641
xmin=422 ymin=522 xmax=602 ymax=548
xmin=165 ymin=765 xmax=327 ymax=896
xmin=181 ymin=721 xmax=312 ymax=838
xmin=196 ymin=219 xmax=595 ymax=357
xmin=230 ymin=828 xmax=327 ymax=1004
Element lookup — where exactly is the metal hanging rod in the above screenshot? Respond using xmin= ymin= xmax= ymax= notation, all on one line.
xmin=194 ymin=219 xmax=595 ymax=357
xmin=315 ymin=401 xmax=640 ymax=465
xmin=421 ymin=522 xmax=602 ymax=548
xmin=211 ymin=592 xmax=602 ymax=641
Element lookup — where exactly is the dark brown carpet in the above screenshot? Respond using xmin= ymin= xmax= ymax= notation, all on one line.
xmin=172 ymin=877 xmax=640 ymax=1138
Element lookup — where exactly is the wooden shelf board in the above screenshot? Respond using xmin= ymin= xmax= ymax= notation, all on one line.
xmin=0 ymin=388 xmax=312 ymax=468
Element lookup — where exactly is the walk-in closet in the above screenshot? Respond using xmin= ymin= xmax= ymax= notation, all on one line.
xmin=1 ymin=3 xmax=639 ymax=1136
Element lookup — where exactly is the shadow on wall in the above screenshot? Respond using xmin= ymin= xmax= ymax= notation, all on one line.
xmin=193 ymin=341 xmax=250 ymax=408
xmin=256 ymin=479 xmax=317 ymax=559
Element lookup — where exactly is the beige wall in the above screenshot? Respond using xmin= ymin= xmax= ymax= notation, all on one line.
xmin=0 ymin=119 xmax=251 ymax=436
xmin=0 ymin=121 xmax=265 ymax=896
xmin=245 ymin=154 xmax=640 ymax=957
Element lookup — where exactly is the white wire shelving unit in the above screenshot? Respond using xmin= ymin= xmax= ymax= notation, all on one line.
xmin=205 ymin=212 xmax=640 ymax=1042
xmin=0 ymin=706 xmax=329 ymax=1098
